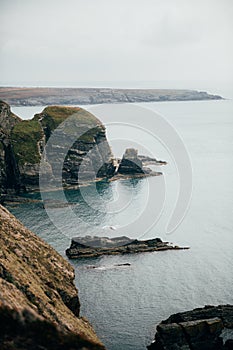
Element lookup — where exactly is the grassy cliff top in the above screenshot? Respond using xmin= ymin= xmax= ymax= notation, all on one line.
xmin=0 ymin=204 xmax=105 ymax=349
xmin=34 ymin=106 xmax=103 ymax=131
xmin=37 ymin=105 xmax=105 ymax=143
xmin=10 ymin=105 xmax=105 ymax=165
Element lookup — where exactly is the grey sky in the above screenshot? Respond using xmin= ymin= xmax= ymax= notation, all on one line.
xmin=0 ymin=0 xmax=232 ymax=88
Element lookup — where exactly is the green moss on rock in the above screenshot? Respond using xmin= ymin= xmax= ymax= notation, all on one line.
xmin=11 ymin=120 xmax=43 ymax=165
xmin=35 ymin=106 xmax=101 ymax=129
xmin=34 ymin=106 xmax=104 ymax=143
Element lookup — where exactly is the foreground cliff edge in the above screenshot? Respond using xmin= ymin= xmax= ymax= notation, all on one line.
xmin=148 ymin=305 xmax=233 ymax=350
xmin=0 ymin=204 xmax=105 ymax=350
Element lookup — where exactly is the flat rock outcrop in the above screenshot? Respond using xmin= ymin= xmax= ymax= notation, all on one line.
xmin=0 ymin=204 xmax=105 ymax=350
xmin=66 ymin=236 xmax=189 ymax=259
xmin=148 ymin=305 xmax=233 ymax=350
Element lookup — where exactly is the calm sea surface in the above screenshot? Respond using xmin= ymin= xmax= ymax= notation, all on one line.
xmin=9 ymin=99 xmax=233 ymax=350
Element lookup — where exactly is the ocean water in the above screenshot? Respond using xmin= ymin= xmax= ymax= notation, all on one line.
xmin=8 ymin=99 xmax=233 ymax=350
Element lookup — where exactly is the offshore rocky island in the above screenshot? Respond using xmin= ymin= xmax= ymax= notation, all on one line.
xmin=66 ymin=236 xmax=189 ymax=259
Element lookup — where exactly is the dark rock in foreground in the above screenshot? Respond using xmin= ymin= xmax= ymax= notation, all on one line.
xmin=147 ymin=305 xmax=233 ymax=350
xmin=66 ymin=236 xmax=189 ymax=259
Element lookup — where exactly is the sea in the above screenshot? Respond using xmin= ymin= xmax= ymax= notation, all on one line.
xmin=7 ymin=95 xmax=233 ymax=350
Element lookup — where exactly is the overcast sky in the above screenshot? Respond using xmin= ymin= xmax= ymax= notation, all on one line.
xmin=0 ymin=0 xmax=232 ymax=89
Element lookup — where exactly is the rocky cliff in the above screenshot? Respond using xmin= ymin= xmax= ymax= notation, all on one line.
xmin=0 ymin=101 xmax=21 ymax=196
xmin=0 ymin=101 xmax=116 ymax=196
xmin=0 ymin=101 xmax=165 ymax=199
xmin=148 ymin=305 xmax=233 ymax=350
xmin=0 ymin=204 xmax=105 ymax=349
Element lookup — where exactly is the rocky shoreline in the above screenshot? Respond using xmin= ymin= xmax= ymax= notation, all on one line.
xmin=148 ymin=305 xmax=233 ymax=350
xmin=66 ymin=236 xmax=189 ymax=259
xmin=0 ymin=87 xmax=223 ymax=106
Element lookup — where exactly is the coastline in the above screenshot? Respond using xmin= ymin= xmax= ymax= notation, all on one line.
xmin=0 ymin=87 xmax=223 ymax=106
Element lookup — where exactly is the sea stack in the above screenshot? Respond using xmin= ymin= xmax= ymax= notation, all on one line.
xmin=118 ymin=148 xmax=145 ymax=174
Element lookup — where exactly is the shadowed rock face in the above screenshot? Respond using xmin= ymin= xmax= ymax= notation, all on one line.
xmin=0 ymin=101 xmax=21 ymax=197
xmin=147 ymin=305 xmax=233 ymax=350
xmin=118 ymin=148 xmax=144 ymax=174
xmin=0 ymin=204 xmax=105 ymax=350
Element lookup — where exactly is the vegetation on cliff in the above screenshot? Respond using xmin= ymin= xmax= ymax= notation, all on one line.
xmin=11 ymin=120 xmax=43 ymax=165
xmin=0 ymin=204 xmax=105 ymax=349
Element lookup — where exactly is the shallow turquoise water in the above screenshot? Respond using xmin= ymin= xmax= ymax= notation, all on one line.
xmin=8 ymin=99 xmax=233 ymax=350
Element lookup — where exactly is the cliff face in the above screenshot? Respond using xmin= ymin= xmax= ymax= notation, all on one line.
xmin=0 ymin=204 xmax=105 ymax=349
xmin=0 ymin=101 xmax=115 ymax=196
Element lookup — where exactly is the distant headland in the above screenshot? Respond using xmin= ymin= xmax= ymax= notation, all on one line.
xmin=0 ymin=87 xmax=223 ymax=106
